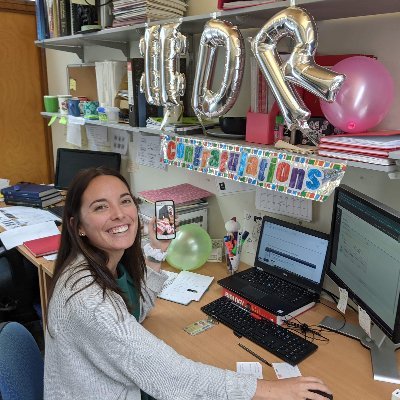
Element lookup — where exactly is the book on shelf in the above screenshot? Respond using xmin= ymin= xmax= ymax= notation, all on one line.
xmin=35 ymin=0 xmax=50 ymax=40
xmin=58 ymin=0 xmax=71 ymax=36
xmin=1 ymin=183 xmax=60 ymax=198
xmin=317 ymin=150 xmax=395 ymax=166
xmin=217 ymin=0 xmax=276 ymax=10
xmin=23 ymin=234 xmax=61 ymax=257
xmin=319 ymin=131 xmax=400 ymax=149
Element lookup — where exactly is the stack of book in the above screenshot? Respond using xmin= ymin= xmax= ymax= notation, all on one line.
xmin=217 ymin=0 xmax=276 ymax=11
xmin=1 ymin=183 xmax=63 ymax=208
xmin=112 ymin=0 xmax=187 ymax=28
xmin=317 ymin=131 xmax=400 ymax=166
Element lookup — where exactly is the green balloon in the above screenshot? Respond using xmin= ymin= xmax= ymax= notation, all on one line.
xmin=166 ymin=224 xmax=212 ymax=271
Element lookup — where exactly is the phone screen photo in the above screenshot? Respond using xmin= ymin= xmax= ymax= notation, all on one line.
xmin=155 ymin=200 xmax=176 ymax=240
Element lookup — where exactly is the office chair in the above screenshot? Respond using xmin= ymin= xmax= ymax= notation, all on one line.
xmin=0 ymin=321 xmax=44 ymax=400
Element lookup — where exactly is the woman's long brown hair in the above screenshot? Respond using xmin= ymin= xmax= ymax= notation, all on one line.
xmin=46 ymin=167 xmax=146 ymax=324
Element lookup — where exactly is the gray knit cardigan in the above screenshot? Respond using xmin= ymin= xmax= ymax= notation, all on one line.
xmin=44 ymin=255 xmax=257 ymax=400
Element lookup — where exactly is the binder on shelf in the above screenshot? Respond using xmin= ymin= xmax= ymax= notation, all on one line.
xmin=23 ymin=234 xmax=61 ymax=257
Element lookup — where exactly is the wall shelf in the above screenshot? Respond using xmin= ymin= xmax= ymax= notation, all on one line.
xmin=34 ymin=0 xmax=400 ymax=57
xmin=40 ymin=112 xmax=399 ymax=175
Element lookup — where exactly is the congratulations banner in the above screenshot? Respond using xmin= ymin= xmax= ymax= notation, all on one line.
xmin=161 ymin=135 xmax=347 ymax=201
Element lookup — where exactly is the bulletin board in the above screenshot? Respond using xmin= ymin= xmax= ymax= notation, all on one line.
xmin=67 ymin=63 xmax=98 ymax=101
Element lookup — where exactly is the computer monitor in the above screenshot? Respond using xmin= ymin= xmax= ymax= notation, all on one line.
xmin=320 ymin=184 xmax=400 ymax=384
xmin=54 ymin=148 xmax=121 ymax=189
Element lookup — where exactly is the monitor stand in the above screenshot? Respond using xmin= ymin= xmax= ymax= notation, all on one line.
xmin=319 ymin=316 xmax=400 ymax=384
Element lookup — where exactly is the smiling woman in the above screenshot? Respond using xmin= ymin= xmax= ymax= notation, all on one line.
xmin=43 ymin=166 xmax=332 ymax=400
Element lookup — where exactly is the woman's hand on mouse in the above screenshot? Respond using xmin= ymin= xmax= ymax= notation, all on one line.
xmin=253 ymin=376 xmax=332 ymax=400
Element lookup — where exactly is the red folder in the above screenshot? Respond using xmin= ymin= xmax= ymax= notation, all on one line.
xmin=23 ymin=234 xmax=61 ymax=257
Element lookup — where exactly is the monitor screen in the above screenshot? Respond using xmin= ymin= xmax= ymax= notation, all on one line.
xmin=255 ymin=216 xmax=329 ymax=293
xmin=328 ymin=185 xmax=400 ymax=343
xmin=54 ymin=148 xmax=121 ymax=189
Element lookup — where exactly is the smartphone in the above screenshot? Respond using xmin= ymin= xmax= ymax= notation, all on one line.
xmin=155 ymin=200 xmax=176 ymax=240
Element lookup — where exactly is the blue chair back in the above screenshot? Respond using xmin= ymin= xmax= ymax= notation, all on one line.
xmin=0 ymin=322 xmax=44 ymax=400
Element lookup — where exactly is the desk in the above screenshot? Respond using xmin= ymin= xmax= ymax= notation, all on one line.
xmin=6 ymin=244 xmax=400 ymax=398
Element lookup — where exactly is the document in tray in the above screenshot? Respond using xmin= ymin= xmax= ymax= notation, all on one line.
xmin=158 ymin=271 xmax=214 ymax=305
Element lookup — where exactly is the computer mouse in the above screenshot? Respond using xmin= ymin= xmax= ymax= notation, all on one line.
xmin=306 ymin=389 xmax=333 ymax=400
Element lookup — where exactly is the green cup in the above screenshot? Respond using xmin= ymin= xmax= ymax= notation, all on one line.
xmin=43 ymin=95 xmax=59 ymax=113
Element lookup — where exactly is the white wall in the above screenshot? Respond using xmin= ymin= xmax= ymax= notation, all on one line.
xmin=45 ymin=10 xmax=400 ymax=268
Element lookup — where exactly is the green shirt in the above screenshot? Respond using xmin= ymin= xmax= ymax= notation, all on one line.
xmin=116 ymin=264 xmax=156 ymax=400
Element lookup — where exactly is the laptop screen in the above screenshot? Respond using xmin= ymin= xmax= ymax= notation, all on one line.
xmin=254 ymin=216 xmax=329 ymax=292
xmin=54 ymin=148 xmax=121 ymax=189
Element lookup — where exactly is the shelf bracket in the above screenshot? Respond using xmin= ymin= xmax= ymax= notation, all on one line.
xmin=36 ymin=43 xmax=84 ymax=60
xmin=83 ymin=40 xmax=130 ymax=58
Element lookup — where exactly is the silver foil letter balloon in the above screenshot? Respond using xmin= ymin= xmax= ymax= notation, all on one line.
xmin=139 ymin=23 xmax=187 ymax=127
xmin=139 ymin=25 xmax=161 ymax=106
xmin=192 ymin=19 xmax=245 ymax=119
xmin=250 ymin=6 xmax=345 ymax=131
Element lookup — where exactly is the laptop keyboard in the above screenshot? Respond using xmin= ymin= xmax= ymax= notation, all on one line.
xmin=201 ymin=296 xmax=318 ymax=365
xmin=240 ymin=269 xmax=311 ymax=304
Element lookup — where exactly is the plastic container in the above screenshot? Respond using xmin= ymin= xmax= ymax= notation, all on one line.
xmin=105 ymin=106 xmax=120 ymax=123
xmin=97 ymin=106 xmax=108 ymax=123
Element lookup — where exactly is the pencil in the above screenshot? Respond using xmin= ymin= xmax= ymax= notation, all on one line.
xmin=238 ymin=343 xmax=272 ymax=367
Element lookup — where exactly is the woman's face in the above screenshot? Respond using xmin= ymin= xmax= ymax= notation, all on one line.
xmin=78 ymin=175 xmax=138 ymax=261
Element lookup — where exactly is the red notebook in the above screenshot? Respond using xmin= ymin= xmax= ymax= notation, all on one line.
xmin=23 ymin=234 xmax=61 ymax=257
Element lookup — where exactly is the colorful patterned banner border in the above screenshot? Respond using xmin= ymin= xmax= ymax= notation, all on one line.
xmin=161 ymin=135 xmax=347 ymax=202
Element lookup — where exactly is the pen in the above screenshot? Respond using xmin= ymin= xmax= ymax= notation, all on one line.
xmin=238 ymin=343 xmax=272 ymax=367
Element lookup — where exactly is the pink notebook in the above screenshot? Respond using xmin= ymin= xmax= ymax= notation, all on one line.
xmin=138 ymin=184 xmax=213 ymax=205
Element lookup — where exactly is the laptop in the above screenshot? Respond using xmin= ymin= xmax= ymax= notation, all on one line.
xmin=218 ymin=216 xmax=330 ymax=324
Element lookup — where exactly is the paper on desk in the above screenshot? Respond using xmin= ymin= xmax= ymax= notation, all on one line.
xmin=158 ymin=271 xmax=214 ymax=305
xmin=236 ymin=362 xmax=263 ymax=379
xmin=0 ymin=221 xmax=60 ymax=250
xmin=0 ymin=207 xmax=60 ymax=230
xmin=272 ymin=363 xmax=302 ymax=379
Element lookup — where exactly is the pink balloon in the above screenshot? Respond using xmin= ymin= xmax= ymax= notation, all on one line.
xmin=320 ymin=56 xmax=394 ymax=133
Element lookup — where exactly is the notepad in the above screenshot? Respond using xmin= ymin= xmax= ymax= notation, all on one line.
xmin=158 ymin=271 xmax=214 ymax=305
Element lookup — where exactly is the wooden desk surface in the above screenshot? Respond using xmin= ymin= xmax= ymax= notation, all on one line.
xmin=142 ymin=262 xmax=397 ymax=400
xmin=3 ymin=226 xmax=397 ymax=399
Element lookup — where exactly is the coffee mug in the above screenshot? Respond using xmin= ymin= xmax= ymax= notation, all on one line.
xmin=68 ymin=98 xmax=81 ymax=117
xmin=43 ymin=95 xmax=59 ymax=113
xmin=58 ymin=95 xmax=72 ymax=115
xmin=83 ymin=101 xmax=100 ymax=120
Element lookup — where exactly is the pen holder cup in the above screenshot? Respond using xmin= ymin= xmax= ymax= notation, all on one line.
xmin=226 ymin=254 xmax=240 ymax=275
xmin=245 ymin=102 xmax=280 ymax=145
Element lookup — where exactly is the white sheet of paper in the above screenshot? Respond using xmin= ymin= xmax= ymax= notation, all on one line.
xmin=242 ymin=210 xmax=262 ymax=254
xmin=136 ymin=133 xmax=166 ymax=169
xmin=44 ymin=253 xmax=58 ymax=261
xmin=272 ymin=363 xmax=302 ymax=379
xmin=0 ymin=221 xmax=60 ymax=250
xmin=111 ymin=128 xmax=129 ymax=155
xmin=86 ymin=125 xmax=109 ymax=151
xmin=236 ymin=362 xmax=263 ymax=379
xmin=0 ymin=207 xmax=60 ymax=230
xmin=66 ymin=123 xmax=82 ymax=147
xmin=337 ymin=287 xmax=348 ymax=314
xmin=358 ymin=306 xmax=372 ymax=337
xmin=255 ymin=187 xmax=312 ymax=222
xmin=215 ymin=177 xmax=255 ymax=196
